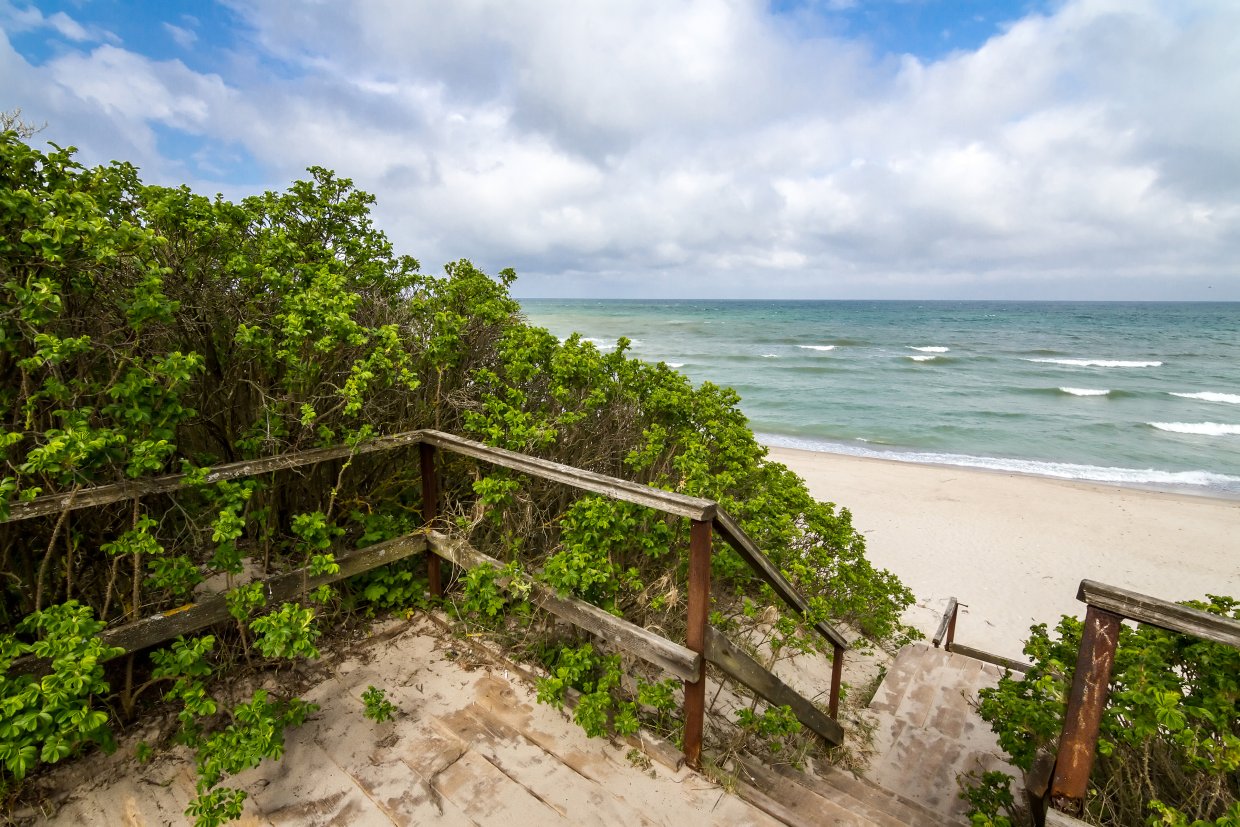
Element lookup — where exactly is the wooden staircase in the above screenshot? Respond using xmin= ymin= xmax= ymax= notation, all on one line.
xmin=40 ymin=617 xmax=1005 ymax=826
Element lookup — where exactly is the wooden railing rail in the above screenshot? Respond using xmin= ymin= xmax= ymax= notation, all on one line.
xmin=426 ymin=530 xmax=701 ymax=682
xmin=932 ymin=596 xmax=1031 ymax=674
xmin=418 ymin=430 xmax=717 ymax=521
xmin=1046 ymin=580 xmax=1240 ymax=821
xmin=13 ymin=533 xmax=429 ymax=676
xmin=1 ymin=431 xmax=426 ymax=524
xmin=6 ymin=427 xmax=855 ymax=768
xmin=416 ymin=429 xmax=851 ymax=765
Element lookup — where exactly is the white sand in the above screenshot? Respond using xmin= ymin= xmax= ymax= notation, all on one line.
xmin=769 ymin=446 xmax=1240 ymax=659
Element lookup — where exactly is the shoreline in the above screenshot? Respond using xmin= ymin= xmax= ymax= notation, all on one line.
xmin=757 ymin=435 xmax=1240 ymax=503
xmin=766 ymin=443 xmax=1240 ymax=659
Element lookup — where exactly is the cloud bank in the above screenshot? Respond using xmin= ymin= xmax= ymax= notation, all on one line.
xmin=3 ymin=0 xmax=1239 ymax=298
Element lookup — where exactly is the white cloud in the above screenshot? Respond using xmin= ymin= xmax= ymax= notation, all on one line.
xmin=163 ymin=22 xmax=198 ymax=49
xmin=46 ymin=11 xmax=90 ymax=42
xmin=3 ymin=0 xmax=1239 ymax=298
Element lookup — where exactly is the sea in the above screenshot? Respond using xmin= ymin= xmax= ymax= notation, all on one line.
xmin=518 ymin=300 xmax=1240 ymax=499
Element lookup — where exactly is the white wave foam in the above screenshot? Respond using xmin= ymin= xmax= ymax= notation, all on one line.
xmin=798 ymin=345 xmax=836 ymax=351
xmin=1170 ymin=392 xmax=1240 ymax=405
xmin=1026 ymin=358 xmax=1162 ymax=368
xmin=757 ymin=433 xmax=1240 ymax=492
xmin=666 ymin=362 xmax=685 ymax=368
xmin=907 ymin=355 xmax=938 ymax=362
xmin=581 ymin=337 xmax=615 ymax=350
xmin=909 ymin=346 xmax=950 ymax=353
xmin=762 ymin=353 xmax=779 ymax=358
xmin=1149 ymin=422 xmax=1240 ymax=436
xmin=1060 ymin=387 xmax=1110 ymax=397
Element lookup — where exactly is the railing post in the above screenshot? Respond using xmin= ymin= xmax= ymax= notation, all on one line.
xmin=683 ymin=519 xmax=712 ymax=769
xmin=419 ymin=442 xmax=442 ymax=598
xmin=1048 ymin=604 xmax=1122 ymax=817
xmin=946 ymin=601 xmax=959 ymax=651
xmin=829 ymin=642 xmax=844 ymax=719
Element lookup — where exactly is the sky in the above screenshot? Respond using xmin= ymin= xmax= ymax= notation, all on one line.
xmin=2 ymin=1 xmax=1239 ymax=300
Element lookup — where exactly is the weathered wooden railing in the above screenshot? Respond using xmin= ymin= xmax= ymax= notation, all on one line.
xmin=933 ymin=596 xmax=1031 ymax=674
xmin=1040 ymin=580 xmax=1240 ymax=825
xmin=418 ymin=429 xmax=851 ymax=764
xmin=5 ymin=428 xmax=851 ymax=768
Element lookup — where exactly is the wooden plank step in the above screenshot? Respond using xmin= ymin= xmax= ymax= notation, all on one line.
xmin=867 ymin=642 xmax=939 ymax=715
xmin=461 ymin=672 xmax=783 ymax=826
xmin=434 ymin=704 xmax=655 ymax=826
xmin=307 ymin=697 xmax=476 ymax=826
xmin=433 ymin=750 xmax=573 ymax=827
xmin=732 ymin=756 xmax=879 ymax=826
xmin=766 ymin=761 xmax=949 ymax=827
xmin=241 ymin=736 xmax=396 ymax=826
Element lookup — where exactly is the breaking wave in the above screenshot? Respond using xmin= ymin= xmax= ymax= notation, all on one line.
xmin=1149 ymin=422 xmax=1240 ymax=436
xmin=1025 ymin=358 xmax=1163 ymax=368
xmin=1170 ymin=392 xmax=1240 ymax=405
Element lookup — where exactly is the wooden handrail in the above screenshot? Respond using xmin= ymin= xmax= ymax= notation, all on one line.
xmin=13 ymin=533 xmax=429 ymax=675
xmin=4 ymin=428 xmax=847 ymax=656
xmin=1 ymin=430 xmax=426 ymax=524
xmin=426 ymin=530 xmax=702 ymax=682
xmin=1077 ymin=580 xmax=1240 ymax=647
xmin=420 ymin=430 xmax=717 ymax=521
xmin=712 ymin=510 xmax=850 ymax=651
xmin=704 ymin=626 xmax=844 ymax=745
xmin=1046 ymin=581 xmax=1240 ymax=820
xmin=6 ymin=427 xmax=861 ymax=767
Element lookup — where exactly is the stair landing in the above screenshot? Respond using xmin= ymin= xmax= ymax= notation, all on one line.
xmin=41 ymin=618 xmax=781 ymax=826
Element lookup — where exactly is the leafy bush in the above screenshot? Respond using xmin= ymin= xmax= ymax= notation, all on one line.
xmin=0 ymin=129 xmax=917 ymax=816
xmin=0 ymin=603 xmax=121 ymax=787
xmin=968 ymin=596 xmax=1240 ymax=826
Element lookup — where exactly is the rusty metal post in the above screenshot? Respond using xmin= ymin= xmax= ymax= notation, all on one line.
xmin=419 ymin=442 xmax=442 ymax=598
xmin=829 ymin=642 xmax=844 ymax=719
xmin=683 ymin=519 xmax=712 ymax=769
xmin=1048 ymin=604 xmax=1122 ymax=817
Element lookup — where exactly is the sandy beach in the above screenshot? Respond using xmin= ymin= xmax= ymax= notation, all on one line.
xmin=770 ymin=446 xmax=1240 ymax=659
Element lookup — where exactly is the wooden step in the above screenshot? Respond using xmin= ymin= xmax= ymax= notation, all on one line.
xmin=734 ymin=754 xmax=947 ymax=827
xmin=865 ymin=641 xmax=1016 ymax=824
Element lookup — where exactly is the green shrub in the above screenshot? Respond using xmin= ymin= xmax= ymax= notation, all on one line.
xmin=968 ymin=596 xmax=1240 ymax=826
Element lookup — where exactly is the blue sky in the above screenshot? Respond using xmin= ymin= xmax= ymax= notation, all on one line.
xmin=3 ymin=1 xmax=1238 ymax=299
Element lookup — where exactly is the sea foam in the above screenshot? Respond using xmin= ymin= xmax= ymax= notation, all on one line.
xmin=1059 ymin=387 xmax=1110 ymax=397
xmin=909 ymin=346 xmax=950 ymax=353
xmin=1170 ymin=392 xmax=1240 ymax=405
xmin=758 ymin=433 xmax=1240 ymax=492
xmin=1026 ymin=358 xmax=1163 ymax=368
xmin=1149 ymin=422 xmax=1240 ymax=436
xmin=798 ymin=345 xmax=836 ymax=351
xmin=907 ymin=355 xmax=938 ymax=362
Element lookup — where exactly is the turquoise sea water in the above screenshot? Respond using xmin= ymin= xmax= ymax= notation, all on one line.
xmin=519 ymin=300 xmax=1240 ymax=498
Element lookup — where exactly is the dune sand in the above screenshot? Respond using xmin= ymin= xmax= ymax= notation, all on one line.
xmin=769 ymin=446 xmax=1240 ymax=659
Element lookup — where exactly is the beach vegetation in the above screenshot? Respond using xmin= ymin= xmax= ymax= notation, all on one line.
xmin=361 ymin=686 xmax=397 ymax=723
xmin=966 ymin=597 xmax=1240 ymax=826
xmin=0 ymin=130 xmax=915 ymax=817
